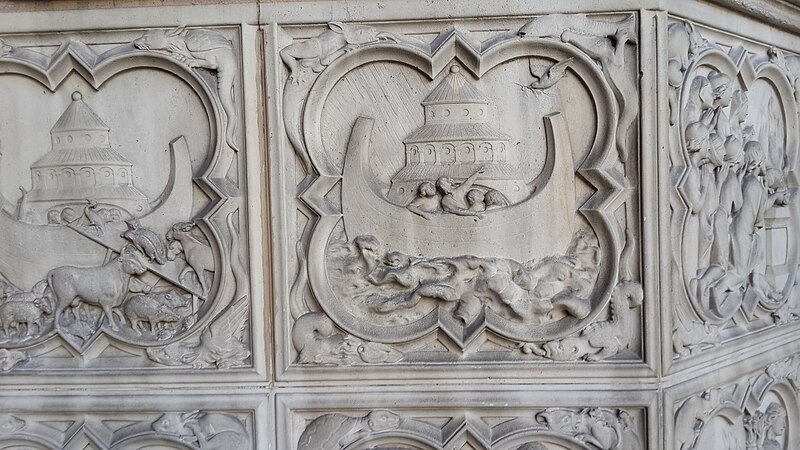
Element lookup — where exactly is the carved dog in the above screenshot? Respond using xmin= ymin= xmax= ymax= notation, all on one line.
xmin=48 ymin=249 xmax=148 ymax=331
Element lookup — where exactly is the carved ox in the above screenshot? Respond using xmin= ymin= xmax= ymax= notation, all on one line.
xmin=48 ymin=249 xmax=148 ymax=331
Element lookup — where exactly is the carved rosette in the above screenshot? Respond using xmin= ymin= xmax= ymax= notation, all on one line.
xmin=281 ymin=16 xmax=643 ymax=367
xmin=0 ymin=27 xmax=251 ymax=371
xmin=668 ymin=20 xmax=800 ymax=359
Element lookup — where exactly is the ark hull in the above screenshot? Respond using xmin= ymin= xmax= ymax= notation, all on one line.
xmin=342 ymin=114 xmax=577 ymax=263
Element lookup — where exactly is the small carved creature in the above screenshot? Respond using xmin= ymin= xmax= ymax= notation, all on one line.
xmin=134 ymin=27 xmax=239 ymax=152
xmin=0 ymin=297 xmax=52 ymax=337
xmin=0 ymin=349 xmax=26 ymax=371
xmin=152 ymin=411 xmax=250 ymax=450
xmin=530 ymin=281 xmax=643 ymax=361
xmin=167 ymin=221 xmax=215 ymax=295
xmin=280 ymin=22 xmax=395 ymax=79
xmin=297 ymin=410 xmax=401 ymax=450
xmin=122 ymin=220 xmax=167 ymax=265
xmin=527 ymin=57 xmax=574 ymax=90
xmin=124 ymin=293 xmax=182 ymax=335
xmin=83 ymin=199 xmax=105 ymax=235
xmin=672 ymin=320 xmax=721 ymax=356
xmin=0 ymin=414 xmax=24 ymax=435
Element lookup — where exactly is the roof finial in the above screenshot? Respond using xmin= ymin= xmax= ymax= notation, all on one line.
xmin=72 ymin=91 xmax=82 ymax=101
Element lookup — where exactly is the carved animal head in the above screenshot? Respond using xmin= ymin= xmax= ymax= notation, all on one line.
xmin=118 ymin=249 xmax=147 ymax=276
xmin=33 ymin=298 xmax=53 ymax=315
xmin=0 ymin=414 xmax=25 ymax=435
xmin=541 ymin=337 xmax=585 ymax=361
xmin=0 ymin=349 xmax=26 ymax=371
xmin=161 ymin=290 xmax=191 ymax=308
xmin=134 ymin=26 xmax=185 ymax=51
xmin=328 ymin=22 xmax=382 ymax=45
xmin=365 ymin=410 xmax=400 ymax=431
xmin=536 ymin=408 xmax=585 ymax=434
xmin=156 ymin=304 xmax=181 ymax=322
xmin=151 ymin=413 xmax=187 ymax=435
xmin=151 ymin=411 xmax=199 ymax=435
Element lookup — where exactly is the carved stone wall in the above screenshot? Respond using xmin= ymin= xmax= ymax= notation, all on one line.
xmin=0 ymin=1 xmax=798 ymax=449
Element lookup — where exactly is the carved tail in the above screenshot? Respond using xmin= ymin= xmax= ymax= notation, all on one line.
xmin=217 ymin=57 xmax=239 ymax=152
xmin=227 ymin=210 xmax=247 ymax=302
xmin=289 ymin=241 xmax=310 ymax=320
xmin=283 ymin=81 xmax=313 ymax=173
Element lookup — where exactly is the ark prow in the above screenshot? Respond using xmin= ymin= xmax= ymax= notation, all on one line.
xmin=342 ymin=113 xmax=577 ymax=262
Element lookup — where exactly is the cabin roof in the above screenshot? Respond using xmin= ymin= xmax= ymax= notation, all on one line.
xmin=31 ymin=147 xmax=132 ymax=168
xmin=404 ymin=122 xmax=511 ymax=144
xmin=422 ymin=65 xmax=490 ymax=106
xmin=51 ymin=91 xmax=110 ymax=133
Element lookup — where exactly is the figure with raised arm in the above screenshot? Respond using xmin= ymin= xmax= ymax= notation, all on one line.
xmin=438 ymin=166 xmax=486 ymax=218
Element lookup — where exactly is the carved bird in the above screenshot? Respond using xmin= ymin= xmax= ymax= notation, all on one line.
xmin=121 ymin=220 xmax=167 ymax=265
xmin=83 ymin=199 xmax=105 ymax=235
xmin=527 ymin=57 xmax=575 ymax=90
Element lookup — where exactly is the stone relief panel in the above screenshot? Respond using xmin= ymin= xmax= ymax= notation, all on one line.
xmin=666 ymin=20 xmax=800 ymax=362
xmin=279 ymin=390 xmax=650 ymax=450
xmin=0 ymin=26 xmax=255 ymax=374
xmin=668 ymin=352 xmax=800 ymax=449
xmin=272 ymin=14 xmax=647 ymax=377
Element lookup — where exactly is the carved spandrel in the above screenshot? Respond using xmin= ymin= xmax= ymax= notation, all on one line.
xmin=280 ymin=16 xmax=643 ymax=368
xmin=0 ymin=27 xmax=251 ymax=372
xmin=667 ymin=20 xmax=800 ymax=360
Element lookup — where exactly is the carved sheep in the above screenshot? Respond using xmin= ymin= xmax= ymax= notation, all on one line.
xmin=48 ymin=248 xmax=148 ymax=331
xmin=0 ymin=298 xmax=52 ymax=337
xmin=123 ymin=294 xmax=181 ymax=335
